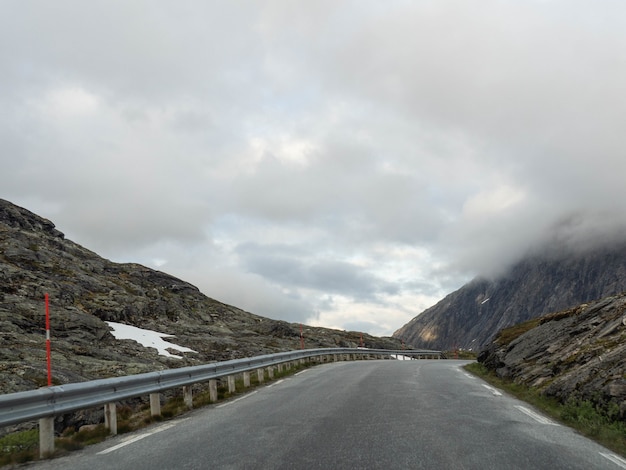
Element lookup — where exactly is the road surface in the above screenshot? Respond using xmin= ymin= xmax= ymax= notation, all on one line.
xmin=26 ymin=360 xmax=626 ymax=469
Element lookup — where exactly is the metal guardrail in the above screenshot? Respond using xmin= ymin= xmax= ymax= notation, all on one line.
xmin=0 ymin=348 xmax=441 ymax=428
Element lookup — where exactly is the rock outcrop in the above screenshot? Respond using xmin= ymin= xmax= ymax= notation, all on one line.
xmin=393 ymin=245 xmax=626 ymax=350
xmin=477 ymin=293 xmax=626 ymax=418
xmin=0 ymin=198 xmax=402 ymax=396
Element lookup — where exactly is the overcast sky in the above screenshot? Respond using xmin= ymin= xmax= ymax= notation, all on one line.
xmin=3 ymin=1 xmax=626 ymax=336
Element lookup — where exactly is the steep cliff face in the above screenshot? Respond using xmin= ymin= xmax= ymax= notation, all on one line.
xmin=477 ymin=293 xmax=626 ymax=418
xmin=0 ymin=199 xmax=402 ymax=395
xmin=393 ymin=245 xmax=626 ymax=350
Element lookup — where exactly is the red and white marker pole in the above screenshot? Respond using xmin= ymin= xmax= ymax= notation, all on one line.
xmin=45 ymin=293 xmax=52 ymax=386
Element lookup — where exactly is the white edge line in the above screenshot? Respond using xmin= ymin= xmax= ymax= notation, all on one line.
xmin=266 ymin=379 xmax=285 ymax=388
xmin=481 ymin=384 xmax=502 ymax=396
xmin=216 ymin=390 xmax=258 ymax=408
xmin=514 ymin=405 xmax=558 ymax=426
xmin=97 ymin=422 xmax=178 ymax=455
xmin=600 ymin=452 xmax=626 ymax=469
xmin=463 ymin=373 xmax=475 ymax=379
xmin=294 ymin=369 xmax=309 ymax=376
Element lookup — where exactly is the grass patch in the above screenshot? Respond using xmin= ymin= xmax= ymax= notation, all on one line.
xmin=495 ymin=318 xmax=541 ymax=346
xmin=67 ymin=424 xmax=110 ymax=446
xmin=162 ymin=396 xmax=187 ymax=418
xmin=0 ymin=428 xmax=39 ymax=466
xmin=443 ymin=350 xmax=477 ymax=360
xmin=465 ymin=362 xmax=626 ymax=457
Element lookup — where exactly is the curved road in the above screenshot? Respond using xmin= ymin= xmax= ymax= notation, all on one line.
xmin=27 ymin=360 xmax=625 ymax=469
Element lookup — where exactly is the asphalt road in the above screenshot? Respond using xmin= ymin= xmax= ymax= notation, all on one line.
xmin=26 ymin=360 xmax=626 ymax=469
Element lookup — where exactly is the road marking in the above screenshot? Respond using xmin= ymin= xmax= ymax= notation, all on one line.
xmin=216 ymin=391 xmax=258 ymax=408
xmin=600 ymin=452 xmax=626 ymax=468
xmin=514 ymin=405 xmax=558 ymax=425
xmin=294 ymin=369 xmax=309 ymax=376
xmin=481 ymin=384 xmax=502 ymax=396
xmin=98 ymin=421 xmax=179 ymax=455
xmin=266 ymin=379 xmax=284 ymax=388
xmin=456 ymin=367 xmax=474 ymax=379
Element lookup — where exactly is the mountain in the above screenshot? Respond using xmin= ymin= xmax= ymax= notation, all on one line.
xmin=393 ymin=243 xmax=626 ymax=350
xmin=0 ymin=198 xmax=402 ymax=396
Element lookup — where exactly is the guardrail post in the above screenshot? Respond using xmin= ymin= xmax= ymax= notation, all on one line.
xmin=150 ymin=393 xmax=161 ymax=417
xmin=209 ymin=379 xmax=218 ymax=402
xmin=267 ymin=366 xmax=274 ymax=380
xmin=243 ymin=371 xmax=251 ymax=387
xmin=257 ymin=368 xmax=265 ymax=384
xmin=228 ymin=375 xmax=236 ymax=394
xmin=277 ymin=363 xmax=284 ymax=374
xmin=183 ymin=386 xmax=193 ymax=409
xmin=104 ymin=403 xmax=118 ymax=434
xmin=39 ymin=417 xmax=54 ymax=458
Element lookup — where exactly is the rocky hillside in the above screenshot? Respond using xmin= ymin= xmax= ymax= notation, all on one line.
xmin=393 ymin=245 xmax=626 ymax=350
xmin=0 ymin=198 xmax=402 ymax=395
xmin=477 ymin=293 xmax=626 ymax=419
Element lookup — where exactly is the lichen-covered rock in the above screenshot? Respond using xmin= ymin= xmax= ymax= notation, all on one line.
xmin=478 ymin=293 xmax=626 ymax=419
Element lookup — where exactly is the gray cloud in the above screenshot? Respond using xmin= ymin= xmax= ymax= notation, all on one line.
xmin=236 ymin=242 xmax=399 ymax=301
xmin=2 ymin=1 xmax=626 ymax=335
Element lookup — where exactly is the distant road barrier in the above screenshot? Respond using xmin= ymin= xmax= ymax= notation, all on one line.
xmin=0 ymin=347 xmax=441 ymax=457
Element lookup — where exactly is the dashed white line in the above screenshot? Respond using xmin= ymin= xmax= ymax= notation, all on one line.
xmin=216 ymin=390 xmax=258 ymax=408
xmin=600 ymin=452 xmax=626 ymax=468
xmin=463 ymin=373 xmax=475 ymax=379
xmin=98 ymin=421 xmax=181 ymax=455
xmin=266 ymin=379 xmax=285 ymax=388
xmin=294 ymin=369 xmax=309 ymax=376
xmin=481 ymin=384 xmax=502 ymax=396
xmin=514 ymin=405 xmax=558 ymax=425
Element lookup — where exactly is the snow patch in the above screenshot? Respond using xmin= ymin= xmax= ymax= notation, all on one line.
xmin=106 ymin=321 xmax=197 ymax=359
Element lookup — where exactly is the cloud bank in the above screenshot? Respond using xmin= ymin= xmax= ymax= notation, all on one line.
xmin=2 ymin=1 xmax=626 ymax=335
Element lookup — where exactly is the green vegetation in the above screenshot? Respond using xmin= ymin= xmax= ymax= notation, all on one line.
xmin=443 ymin=349 xmax=477 ymax=360
xmin=494 ymin=318 xmax=541 ymax=346
xmin=494 ymin=306 xmax=582 ymax=347
xmin=465 ymin=362 xmax=626 ymax=457
xmin=61 ymin=424 xmax=110 ymax=446
xmin=0 ymin=429 xmax=39 ymax=466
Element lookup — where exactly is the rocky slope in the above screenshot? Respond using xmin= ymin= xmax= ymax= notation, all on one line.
xmin=0 ymin=198 xmax=402 ymax=396
xmin=393 ymin=245 xmax=626 ymax=350
xmin=477 ymin=293 xmax=626 ymax=419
